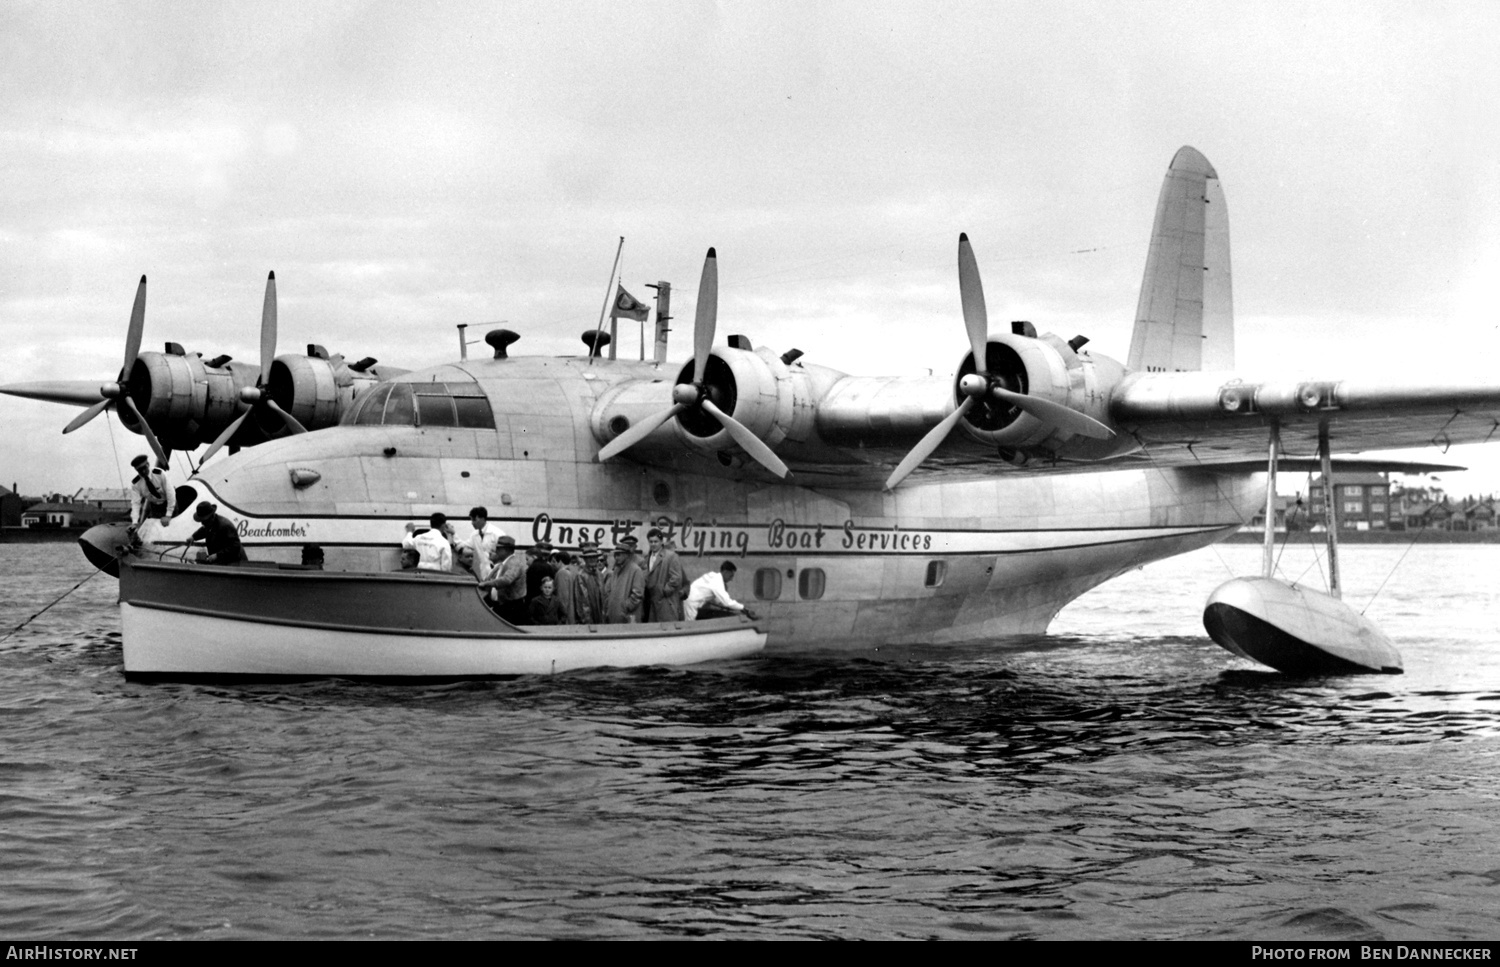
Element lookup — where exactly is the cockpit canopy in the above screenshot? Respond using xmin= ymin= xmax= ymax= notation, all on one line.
xmin=342 ymin=379 xmax=496 ymax=429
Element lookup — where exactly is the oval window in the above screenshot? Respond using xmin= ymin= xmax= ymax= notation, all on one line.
xmin=798 ymin=568 xmax=825 ymax=600
xmin=753 ymin=568 xmax=782 ymax=600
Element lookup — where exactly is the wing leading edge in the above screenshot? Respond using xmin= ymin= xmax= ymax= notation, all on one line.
xmin=1109 ymin=371 xmax=1500 ymax=467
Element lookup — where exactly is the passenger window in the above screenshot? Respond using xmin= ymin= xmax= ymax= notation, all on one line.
xmin=925 ymin=561 xmax=946 ymax=588
xmin=753 ymin=568 xmax=782 ymax=600
xmin=798 ymin=568 xmax=825 ymax=600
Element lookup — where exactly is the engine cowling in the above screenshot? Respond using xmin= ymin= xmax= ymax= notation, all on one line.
xmin=123 ymin=348 xmax=251 ymax=451
xmin=592 ymin=346 xmax=814 ymax=461
xmin=957 ymin=329 xmax=1130 ymax=462
xmin=263 ymin=351 xmax=383 ymax=436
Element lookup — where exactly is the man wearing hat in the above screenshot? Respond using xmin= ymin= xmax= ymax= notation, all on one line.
xmin=402 ymin=512 xmax=455 ymax=571
xmin=603 ymin=536 xmax=645 ymax=623
xmin=477 ymin=535 xmax=528 ymax=625
xmin=643 ymin=528 xmax=686 ymax=622
xmin=565 ymin=542 xmax=604 ymax=625
xmin=127 ymin=455 xmax=174 ymax=530
xmin=187 ymin=501 xmax=247 ymax=565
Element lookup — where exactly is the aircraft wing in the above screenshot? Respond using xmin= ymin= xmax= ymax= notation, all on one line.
xmin=1110 ymin=371 xmax=1500 ymax=465
xmin=0 ymin=380 xmax=106 ymax=407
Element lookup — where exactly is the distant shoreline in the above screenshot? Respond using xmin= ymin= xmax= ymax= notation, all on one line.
xmin=0 ymin=527 xmax=95 ymax=544
xmin=1224 ymin=528 xmax=1500 ymax=544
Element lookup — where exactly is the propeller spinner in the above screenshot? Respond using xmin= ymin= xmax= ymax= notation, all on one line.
xmin=883 ymin=234 xmax=1114 ymax=491
xmin=61 ymin=276 xmax=171 ymax=468
xmin=200 ymin=272 xmax=307 ymax=464
xmin=596 ymin=248 xmax=789 ymax=479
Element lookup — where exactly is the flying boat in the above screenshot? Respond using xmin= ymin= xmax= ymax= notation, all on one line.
xmin=8 ymin=146 xmax=1500 ymax=673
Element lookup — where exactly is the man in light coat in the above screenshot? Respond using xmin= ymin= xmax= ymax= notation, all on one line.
xmin=643 ymin=528 xmax=686 ymax=621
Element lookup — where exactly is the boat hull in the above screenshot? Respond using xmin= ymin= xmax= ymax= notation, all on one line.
xmin=118 ymin=559 xmax=765 ymax=678
xmin=1202 ymin=576 xmax=1402 ymax=675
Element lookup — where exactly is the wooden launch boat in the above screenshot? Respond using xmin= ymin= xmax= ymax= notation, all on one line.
xmin=118 ymin=558 xmax=766 ymax=678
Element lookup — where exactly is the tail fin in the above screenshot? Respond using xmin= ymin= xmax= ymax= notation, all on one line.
xmin=1126 ymin=146 xmax=1235 ymax=373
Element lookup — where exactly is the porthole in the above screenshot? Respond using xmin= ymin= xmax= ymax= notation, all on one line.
xmin=754 ymin=568 xmax=782 ymax=600
xmin=652 ymin=481 xmax=671 ymax=506
xmin=798 ymin=568 xmax=825 ymax=600
xmin=925 ymin=561 xmax=947 ymax=588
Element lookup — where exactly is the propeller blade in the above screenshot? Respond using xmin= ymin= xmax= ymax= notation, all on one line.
xmin=62 ymin=399 xmax=111 ymax=434
xmin=692 ymin=248 xmax=717 ymax=385
xmin=260 ymin=271 xmax=277 ymax=374
xmin=884 ymin=397 xmax=976 ymax=491
xmin=201 ymin=409 xmax=251 ymax=465
xmin=597 ymin=404 xmax=685 ymax=462
xmin=123 ymin=275 xmax=147 ymax=374
xmin=989 ymin=386 xmax=1114 ymax=440
xmin=120 ymin=395 xmax=170 ymax=467
xmin=701 ymin=398 xmax=790 ymax=479
xmin=957 ymin=234 xmax=989 ymax=370
xmin=264 ymin=398 xmax=307 ymax=435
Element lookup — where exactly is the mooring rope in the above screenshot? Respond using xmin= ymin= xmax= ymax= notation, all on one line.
xmin=0 ymin=563 xmax=109 ymax=646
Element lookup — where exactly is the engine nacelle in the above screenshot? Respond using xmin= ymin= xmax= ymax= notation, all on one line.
xmin=592 ymin=346 xmax=817 ymax=461
xmin=670 ymin=347 xmax=799 ymax=453
xmin=124 ymin=348 xmax=249 ymax=451
xmin=957 ymin=329 xmax=1130 ymax=462
xmin=264 ymin=350 xmax=383 ymax=435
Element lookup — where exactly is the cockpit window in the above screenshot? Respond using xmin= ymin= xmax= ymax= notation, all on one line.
xmin=344 ymin=379 xmax=496 ymax=429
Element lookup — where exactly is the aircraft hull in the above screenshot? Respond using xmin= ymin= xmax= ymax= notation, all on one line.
xmin=1202 ymin=577 xmax=1403 ymax=675
xmin=134 ymin=436 xmax=1259 ymax=650
xmin=118 ymin=559 xmax=765 ymax=678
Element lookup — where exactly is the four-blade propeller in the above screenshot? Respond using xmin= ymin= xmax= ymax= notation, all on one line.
xmin=61 ymin=276 xmax=171 ymax=468
xmin=883 ymin=234 xmax=1114 ymax=491
xmin=200 ymin=272 xmax=307 ymax=464
xmin=596 ymin=248 xmax=790 ymax=479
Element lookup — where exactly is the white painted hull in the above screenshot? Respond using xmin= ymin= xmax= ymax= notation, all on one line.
xmin=1203 ymin=577 xmax=1402 ymax=675
xmin=121 ymin=604 xmax=765 ymax=677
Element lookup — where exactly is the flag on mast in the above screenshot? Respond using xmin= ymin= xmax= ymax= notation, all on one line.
xmin=609 ymin=284 xmax=650 ymax=322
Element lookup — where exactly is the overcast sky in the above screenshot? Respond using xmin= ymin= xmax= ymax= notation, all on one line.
xmin=3 ymin=1 xmax=1498 ymax=496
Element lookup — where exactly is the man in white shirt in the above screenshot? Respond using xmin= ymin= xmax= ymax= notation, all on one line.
xmin=402 ymin=513 xmax=455 ymax=571
xmin=683 ymin=561 xmax=757 ymax=621
xmin=127 ymin=454 xmax=174 ymax=530
xmin=464 ymin=506 xmax=507 ymax=578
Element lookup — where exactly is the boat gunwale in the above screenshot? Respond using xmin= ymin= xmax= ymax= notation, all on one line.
xmin=119 ymin=557 xmax=762 ymax=641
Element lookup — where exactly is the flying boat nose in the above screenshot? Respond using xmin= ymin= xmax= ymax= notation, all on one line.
xmin=79 ymin=522 xmax=134 ymax=577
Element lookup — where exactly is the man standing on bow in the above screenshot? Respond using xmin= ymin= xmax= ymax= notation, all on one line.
xmin=127 ymin=454 xmax=174 ymax=532
xmin=643 ymin=527 xmax=685 ymax=622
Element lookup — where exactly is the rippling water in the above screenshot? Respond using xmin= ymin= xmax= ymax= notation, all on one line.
xmin=2 ymin=541 xmax=1498 ymax=939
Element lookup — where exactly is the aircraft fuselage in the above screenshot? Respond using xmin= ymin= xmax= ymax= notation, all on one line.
xmin=140 ymin=355 xmax=1260 ymax=650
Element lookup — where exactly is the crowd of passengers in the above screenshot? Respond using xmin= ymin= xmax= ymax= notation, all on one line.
xmin=400 ymin=507 xmax=757 ymax=626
